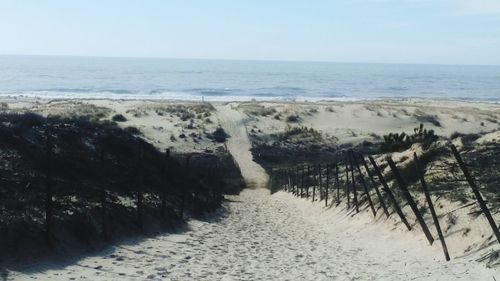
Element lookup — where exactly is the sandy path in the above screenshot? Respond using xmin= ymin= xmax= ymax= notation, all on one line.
xmin=11 ymin=189 xmax=496 ymax=281
xmin=215 ymin=103 xmax=269 ymax=189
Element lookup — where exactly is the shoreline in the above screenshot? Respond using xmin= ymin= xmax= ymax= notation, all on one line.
xmin=1 ymin=94 xmax=500 ymax=105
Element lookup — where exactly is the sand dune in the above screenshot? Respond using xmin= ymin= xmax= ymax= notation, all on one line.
xmin=2 ymin=97 xmax=499 ymax=280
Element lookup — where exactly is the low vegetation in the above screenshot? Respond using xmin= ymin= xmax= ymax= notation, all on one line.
xmin=112 ymin=113 xmax=127 ymax=122
xmin=0 ymin=112 xmax=243 ymax=262
xmin=238 ymin=103 xmax=277 ymax=117
xmin=381 ymin=124 xmax=438 ymax=152
xmin=286 ymin=114 xmax=300 ymax=123
xmin=208 ymin=127 xmax=230 ymax=143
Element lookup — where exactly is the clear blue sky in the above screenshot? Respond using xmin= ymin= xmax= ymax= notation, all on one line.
xmin=1 ymin=0 xmax=500 ymax=65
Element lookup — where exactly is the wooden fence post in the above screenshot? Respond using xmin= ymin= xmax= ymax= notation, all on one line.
xmin=318 ymin=164 xmax=323 ymax=201
xmin=161 ymin=148 xmax=170 ymax=227
xmin=368 ymin=156 xmax=412 ymax=230
xmin=312 ymin=165 xmax=317 ymax=202
xmin=295 ymin=165 xmax=300 ymax=197
xmin=280 ymin=168 xmax=290 ymax=192
xmin=352 ymin=151 xmax=376 ymax=216
xmin=301 ymin=166 xmax=305 ymax=198
xmin=306 ymin=164 xmax=311 ymax=199
xmin=414 ymin=153 xmax=450 ymax=261
xmin=44 ymin=130 xmax=53 ymax=242
xmin=99 ymin=147 xmax=109 ymax=240
xmin=137 ymin=148 xmax=145 ymax=231
xmin=335 ymin=162 xmax=340 ymax=205
xmin=280 ymin=169 xmax=284 ymax=191
xmin=348 ymin=151 xmax=359 ymax=213
xmin=179 ymin=155 xmax=191 ymax=220
xmin=137 ymin=190 xmax=144 ymax=231
xmin=359 ymin=153 xmax=389 ymax=218
xmin=325 ymin=164 xmax=329 ymax=207
xmin=387 ymin=157 xmax=434 ymax=245
xmin=345 ymin=155 xmax=351 ymax=208
xmin=288 ymin=169 xmax=293 ymax=194
xmin=450 ymin=144 xmax=500 ymax=245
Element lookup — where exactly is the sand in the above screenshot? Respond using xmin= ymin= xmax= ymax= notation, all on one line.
xmin=2 ymin=96 xmax=499 ymax=280
xmin=8 ymin=189 xmax=498 ymax=281
xmin=216 ymin=103 xmax=269 ymax=189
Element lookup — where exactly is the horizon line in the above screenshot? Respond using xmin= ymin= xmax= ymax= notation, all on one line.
xmin=1 ymin=53 xmax=500 ymax=68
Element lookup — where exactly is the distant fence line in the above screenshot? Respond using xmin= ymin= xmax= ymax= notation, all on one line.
xmin=270 ymin=144 xmax=499 ymax=262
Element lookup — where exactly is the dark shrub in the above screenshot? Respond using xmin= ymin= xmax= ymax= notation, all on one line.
xmin=286 ymin=115 xmax=300 ymax=123
xmin=124 ymin=126 xmax=141 ymax=135
xmin=212 ymin=127 xmax=229 ymax=143
xmin=112 ymin=114 xmax=127 ymax=122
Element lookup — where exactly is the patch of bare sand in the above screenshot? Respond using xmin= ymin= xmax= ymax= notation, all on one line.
xmin=215 ymin=103 xmax=269 ymax=189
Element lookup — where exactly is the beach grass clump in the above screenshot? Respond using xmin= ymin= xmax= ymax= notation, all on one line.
xmin=280 ymin=125 xmax=322 ymax=141
xmin=307 ymin=107 xmax=319 ymax=114
xmin=112 ymin=114 xmax=127 ymax=122
xmin=286 ymin=114 xmax=300 ymax=123
xmin=153 ymin=103 xmax=214 ymax=120
xmin=325 ymin=106 xmax=336 ymax=113
xmin=239 ymin=103 xmax=277 ymax=117
xmin=42 ymin=102 xmax=113 ymax=119
xmin=381 ymin=123 xmax=438 ymax=152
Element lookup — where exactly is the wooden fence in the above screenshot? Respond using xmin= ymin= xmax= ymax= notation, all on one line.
xmin=270 ymin=145 xmax=499 ymax=261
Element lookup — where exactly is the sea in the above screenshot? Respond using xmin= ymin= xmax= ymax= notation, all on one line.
xmin=0 ymin=55 xmax=499 ymax=102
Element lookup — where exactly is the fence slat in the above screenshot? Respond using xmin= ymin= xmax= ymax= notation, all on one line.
xmin=348 ymin=151 xmax=359 ymax=213
xmin=312 ymin=165 xmax=317 ymax=201
xmin=387 ymin=157 xmax=434 ymax=245
xmin=161 ymin=149 xmax=170 ymax=227
xmin=306 ymin=165 xmax=311 ymax=198
xmin=351 ymin=151 xmax=376 ymax=217
xmin=450 ymin=144 xmax=500 ymax=245
xmin=325 ymin=164 xmax=329 ymax=207
xmin=359 ymin=153 xmax=389 ymax=218
xmin=318 ymin=164 xmax=323 ymax=201
xmin=345 ymin=155 xmax=351 ymax=209
xmin=369 ymin=156 xmax=412 ymax=230
xmin=335 ymin=163 xmax=340 ymax=205
xmin=44 ymin=131 xmax=53 ymax=242
xmin=414 ymin=153 xmax=450 ymax=261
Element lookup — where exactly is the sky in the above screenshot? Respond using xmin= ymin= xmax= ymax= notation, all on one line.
xmin=0 ymin=0 xmax=500 ymax=65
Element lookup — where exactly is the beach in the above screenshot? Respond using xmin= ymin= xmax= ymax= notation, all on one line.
xmin=1 ymin=96 xmax=499 ymax=280
xmin=3 ymin=0 xmax=500 ymax=279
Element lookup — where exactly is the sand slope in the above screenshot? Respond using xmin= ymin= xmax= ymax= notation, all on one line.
xmin=216 ymin=103 xmax=269 ymax=189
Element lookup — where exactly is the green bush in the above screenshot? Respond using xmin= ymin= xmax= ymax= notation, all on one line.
xmin=381 ymin=123 xmax=438 ymax=152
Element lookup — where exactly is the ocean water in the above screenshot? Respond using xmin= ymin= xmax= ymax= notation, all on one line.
xmin=0 ymin=55 xmax=499 ymax=102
